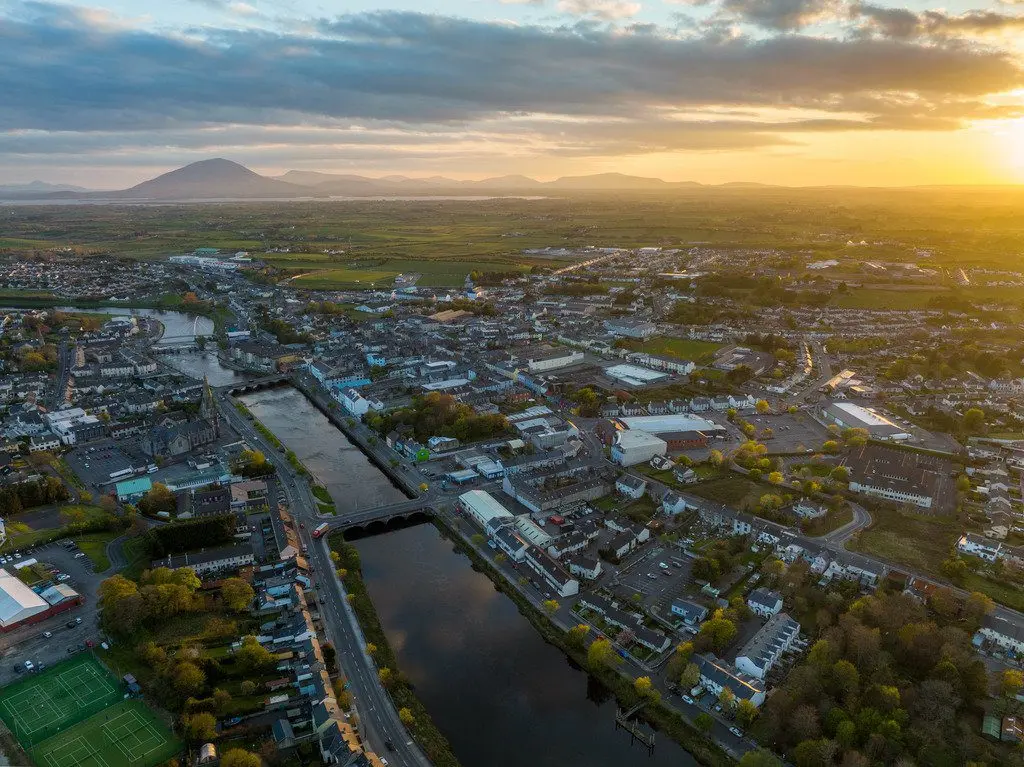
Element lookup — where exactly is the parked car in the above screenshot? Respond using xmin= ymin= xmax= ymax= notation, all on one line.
xmin=658 ymin=562 xmax=669 ymax=570
xmin=43 ymin=631 xmax=52 ymax=638
xmin=682 ymin=695 xmax=694 ymax=705
xmin=729 ymin=727 xmax=743 ymax=738
xmin=75 ymin=617 xmax=83 ymax=625
xmin=647 ymin=573 xmax=658 ymax=580
xmin=23 ymin=660 xmax=34 ymax=671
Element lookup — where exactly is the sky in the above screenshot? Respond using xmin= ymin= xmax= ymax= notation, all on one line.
xmin=1 ymin=0 xmax=1024 ymax=187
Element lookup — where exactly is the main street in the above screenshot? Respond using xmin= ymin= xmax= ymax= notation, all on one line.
xmin=217 ymin=391 xmax=432 ymax=767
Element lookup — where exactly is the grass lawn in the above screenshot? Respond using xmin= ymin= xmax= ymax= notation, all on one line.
xmin=690 ymin=476 xmax=764 ymax=506
xmin=118 ymin=537 xmax=152 ymax=581
xmin=850 ymin=507 xmax=958 ymax=574
xmin=961 ymin=573 xmax=1024 ymax=611
xmin=617 ymin=336 xmax=722 ymax=362
xmin=72 ymin=532 xmax=118 ymax=572
xmin=292 ymin=268 xmax=399 ymax=289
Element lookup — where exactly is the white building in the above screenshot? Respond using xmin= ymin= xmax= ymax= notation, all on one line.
xmin=746 ymin=588 xmax=784 ymax=618
xmin=604 ymin=319 xmax=657 ymax=339
xmin=525 ymin=348 xmax=584 ymax=373
xmin=334 ymin=387 xmax=383 ymax=417
xmin=0 ymin=568 xmax=49 ymax=629
xmin=611 ymin=430 xmax=667 ymax=467
xmin=735 ymin=612 xmax=800 ymax=680
xmin=978 ymin=615 xmax=1024 ymax=654
xmin=957 ymin=533 xmax=1001 ymax=562
xmin=459 ymin=490 xmax=514 ymax=530
xmin=615 ymin=474 xmax=647 ymax=499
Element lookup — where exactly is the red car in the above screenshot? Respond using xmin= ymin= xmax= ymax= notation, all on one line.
xmin=85 ymin=640 xmax=94 ymax=648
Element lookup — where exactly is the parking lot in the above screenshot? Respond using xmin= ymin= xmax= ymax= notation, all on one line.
xmin=0 ymin=540 xmax=105 ymax=686
xmin=613 ymin=545 xmax=694 ymax=610
xmin=744 ymin=411 xmax=830 ymax=453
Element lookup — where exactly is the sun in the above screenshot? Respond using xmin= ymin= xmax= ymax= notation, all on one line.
xmin=995 ymin=118 xmax=1024 ymax=177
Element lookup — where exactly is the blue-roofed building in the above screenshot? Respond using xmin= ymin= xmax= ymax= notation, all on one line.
xmin=115 ymin=476 xmax=152 ymax=501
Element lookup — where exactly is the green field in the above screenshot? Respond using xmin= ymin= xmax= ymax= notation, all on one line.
xmin=0 ymin=655 xmax=122 ymax=747
xmin=617 ymin=336 xmax=722 ymax=362
xmin=292 ymin=268 xmax=400 ymax=289
xmin=831 ymin=288 xmax=951 ymax=310
xmin=29 ymin=699 xmax=181 ymax=767
xmin=850 ymin=507 xmax=958 ymax=574
xmin=0 ymin=655 xmax=180 ymax=767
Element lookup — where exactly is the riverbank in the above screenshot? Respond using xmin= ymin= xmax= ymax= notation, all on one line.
xmin=433 ymin=514 xmax=735 ymax=767
xmin=329 ymin=533 xmax=463 ymax=767
xmin=291 ymin=376 xmax=419 ymax=499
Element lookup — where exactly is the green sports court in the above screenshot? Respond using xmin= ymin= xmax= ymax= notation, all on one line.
xmin=0 ymin=655 xmax=181 ymax=767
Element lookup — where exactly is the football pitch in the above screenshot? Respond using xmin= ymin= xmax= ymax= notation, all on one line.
xmin=0 ymin=655 xmax=181 ymax=767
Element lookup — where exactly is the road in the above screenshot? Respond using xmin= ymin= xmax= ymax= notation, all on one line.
xmin=813 ymin=502 xmax=871 ymax=546
xmin=217 ymin=391 xmax=431 ymax=767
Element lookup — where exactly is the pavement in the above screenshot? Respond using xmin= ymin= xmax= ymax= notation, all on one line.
xmin=216 ymin=389 xmax=433 ymax=767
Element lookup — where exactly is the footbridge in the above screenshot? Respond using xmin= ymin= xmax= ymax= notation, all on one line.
xmin=225 ymin=373 xmax=293 ymax=394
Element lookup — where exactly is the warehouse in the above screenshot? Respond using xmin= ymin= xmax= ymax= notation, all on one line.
xmin=617 ymin=414 xmax=724 ymax=436
xmin=458 ymin=490 xmax=514 ymax=530
xmin=611 ymin=430 xmax=667 ymax=466
xmin=821 ymin=402 xmax=910 ymax=441
xmin=0 ymin=569 xmax=83 ymax=632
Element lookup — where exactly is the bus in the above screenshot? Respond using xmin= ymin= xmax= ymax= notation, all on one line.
xmin=312 ymin=523 xmax=330 ymax=539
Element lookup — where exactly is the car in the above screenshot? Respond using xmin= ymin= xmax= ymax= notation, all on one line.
xmin=85 ymin=640 xmax=94 ymax=648
xmin=647 ymin=573 xmax=658 ymax=580
xmin=658 ymin=562 xmax=669 ymax=570
xmin=379 ymin=760 xmax=388 ymax=767
xmin=67 ymin=647 xmax=76 ymax=654
xmin=729 ymin=727 xmax=744 ymax=738
xmin=682 ymin=695 xmax=694 ymax=705
xmin=66 ymin=621 xmax=76 ymax=629
xmin=714 ymin=704 xmax=723 ymax=712
xmin=75 ymin=617 xmax=83 ymax=624
xmin=13 ymin=664 xmax=23 ymax=674
xmin=23 ymin=660 xmax=34 ymax=671
xmin=671 ymin=561 xmax=683 ymax=568
xmin=43 ymin=631 xmax=52 ymax=638
xmin=662 ymin=569 xmax=672 ymax=577
xmin=385 ymin=740 xmax=395 ymax=751
xmin=74 ymin=553 xmax=86 ymax=559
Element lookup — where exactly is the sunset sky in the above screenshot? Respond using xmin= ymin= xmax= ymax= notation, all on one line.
xmin=1 ymin=0 xmax=1024 ymax=187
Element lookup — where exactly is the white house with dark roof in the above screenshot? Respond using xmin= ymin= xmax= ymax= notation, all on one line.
xmin=747 ymin=588 xmax=784 ymax=618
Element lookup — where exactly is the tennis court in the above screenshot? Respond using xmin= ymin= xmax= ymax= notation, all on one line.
xmin=0 ymin=654 xmax=121 ymax=747
xmin=30 ymin=699 xmax=182 ymax=767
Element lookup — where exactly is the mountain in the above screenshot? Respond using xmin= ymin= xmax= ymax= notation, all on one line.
xmin=546 ymin=172 xmax=674 ymax=190
xmin=275 ymin=170 xmax=379 ymax=188
xmin=0 ymin=180 xmax=90 ymax=194
xmin=474 ymin=175 xmax=544 ymax=189
xmin=116 ymin=159 xmax=315 ymax=199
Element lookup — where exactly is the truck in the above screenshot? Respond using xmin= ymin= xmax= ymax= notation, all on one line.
xmin=312 ymin=523 xmax=330 ymax=539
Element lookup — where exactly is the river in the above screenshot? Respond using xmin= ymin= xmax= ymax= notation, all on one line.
xmin=239 ymin=386 xmax=697 ymax=767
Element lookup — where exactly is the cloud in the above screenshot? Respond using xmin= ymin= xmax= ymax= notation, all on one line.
xmin=556 ymin=0 xmax=642 ymax=19
xmin=853 ymin=4 xmax=1024 ymax=39
xmin=0 ymin=1 xmax=1021 ymax=174
xmin=715 ymin=0 xmax=843 ymax=30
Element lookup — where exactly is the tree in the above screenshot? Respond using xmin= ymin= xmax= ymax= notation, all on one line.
xmin=239 ymin=680 xmax=256 ymax=695
xmin=963 ymin=408 xmax=986 ymax=434
xmin=964 ymin=591 xmax=995 ymax=624
xmin=756 ymin=399 xmax=771 ymax=414
xmin=212 ymin=688 xmax=233 ymax=714
xmin=138 ymin=482 xmax=176 ymax=516
xmin=99 ymin=494 xmax=118 ymax=513
xmin=940 ymin=556 xmax=968 ymax=584
xmin=681 ymin=662 xmax=701 ymax=689
xmin=235 ymin=635 xmax=274 ymax=672
xmin=822 ymin=440 xmax=840 ymax=454
xmin=220 ymin=578 xmax=255 ymax=612
xmin=378 ymin=667 xmax=394 ymax=687
xmin=695 ymin=712 xmax=714 ymax=732
xmin=696 ymin=614 xmax=737 ymax=653
xmin=1001 ymin=669 xmax=1024 ymax=697
xmin=399 ymin=707 xmax=415 ymax=726
xmin=543 ymin=599 xmax=560 ymax=615
xmin=567 ymin=624 xmax=589 ymax=649
xmin=955 ymin=474 xmax=971 ymax=492
xmin=736 ymin=698 xmax=759 ymax=728
xmin=172 ymin=662 xmax=206 ymax=697
xmin=708 ymin=449 xmax=725 ymax=467
xmin=768 ymin=471 xmax=784 ymax=484
xmin=635 ymin=676 xmax=654 ymax=697
xmin=587 ymin=638 xmax=620 ymax=669
xmin=718 ymin=686 xmax=736 ymax=710
xmin=182 ymin=712 xmax=217 ymax=741
xmin=219 ymin=749 xmax=262 ymax=767
xmin=739 ymin=749 xmax=782 ymax=767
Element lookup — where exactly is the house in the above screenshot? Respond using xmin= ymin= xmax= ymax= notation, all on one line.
xmin=566 ymin=554 xmax=602 ymax=581
xmin=976 ymin=614 xmax=1024 ymax=655
xmin=662 ymin=492 xmax=689 ymax=516
xmin=734 ymin=612 xmax=800 ymax=680
xmin=792 ymin=498 xmax=828 ymax=520
xmin=670 ymin=599 xmax=708 ymax=625
xmin=523 ymin=545 xmax=579 ymax=597
xmin=694 ymin=654 xmax=766 ymax=707
xmin=958 ymin=533 xmax=1001 ymax=562
xmin=150 ymin=542 xmax=255 ymax=577
xmin=616 ymin=474 xmax=647 ymax=500
xmin=747 ymin=588 xmax=784 ymax=618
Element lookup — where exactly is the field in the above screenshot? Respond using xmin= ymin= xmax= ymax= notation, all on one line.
xmin=832 ymin=285 xmax=1024 ymax=311
xmin=30 ymin=699 xmax=180 ymax=767
xmin=616 ymin=336 xmax=722 ymax=362
xmin=850 ymin=507 xmax=959 ymax=574
xmin=0 ymin=655 xmax=180 ymax=767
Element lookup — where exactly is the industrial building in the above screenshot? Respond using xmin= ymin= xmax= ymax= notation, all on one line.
xmin=821 ymin=402 xmax=910 ymax=441
xmin=0 ymin=569 xmax=83 ymax=632
xmin=611 ymin=430 xmax=667 ymax=466
xmin=843 ymin=444 xmax=941 ymax=510
xmin=458 ymin=490 xmax=514 ymax=530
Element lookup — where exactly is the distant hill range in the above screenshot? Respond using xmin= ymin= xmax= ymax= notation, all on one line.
xmin=0 ymin=159 xmax=750 ymax=201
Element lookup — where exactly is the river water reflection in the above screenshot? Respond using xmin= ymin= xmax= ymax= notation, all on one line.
xmin=239 ymin=386 xmax=697 ymax=767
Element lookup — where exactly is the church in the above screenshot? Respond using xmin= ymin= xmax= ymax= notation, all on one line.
xmin=141 ymin=379 xmax=220 ymax=460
